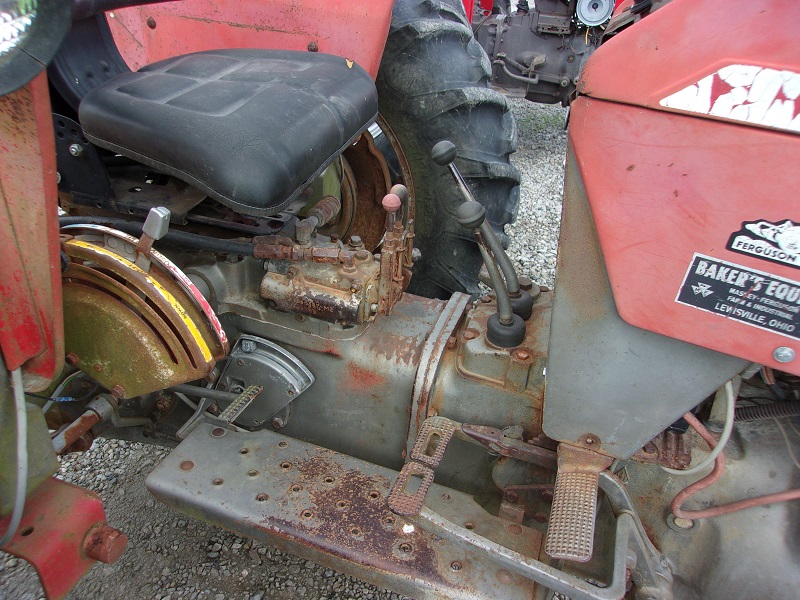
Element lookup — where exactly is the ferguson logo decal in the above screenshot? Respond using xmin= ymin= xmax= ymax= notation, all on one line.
xmin=660 ymin=65 xmax=800 ymax=133
xmin=727 ymin=219 xmax=800 ymax=270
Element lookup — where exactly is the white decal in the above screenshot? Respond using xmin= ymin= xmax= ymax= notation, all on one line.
xmin=727 ymin=219 xmax=800 ymax=270
xmin=660 ymin=65 xmax=800 ymax=133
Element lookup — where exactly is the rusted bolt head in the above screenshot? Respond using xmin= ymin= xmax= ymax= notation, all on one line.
xmin=65 ymin=352 xmax=79 ymax=366
xmin=441 ymin=493 xmax=452 ymax=502
xmin=256 ymin=493 xmax=269 ymax=502
xmin=450 ymin=561 xmax=462 ymax=571
xmin=398 ymin=542 xmax=412 ymax=554
xmin=93 ymin=363 xmax=103 ymax=372
xmin=504 ymin=490 xmax=519 ymax=503
xmin=271 ymin=417 xmax=285 ymax=430
xmin=463 ymin=330 xmax=478 ymax=341
xmin=110 ymin=385 xmax=125 ymax=399
xmin=480 ymin=295 xmax=492 ymax=303
xmin=210 ymin=427 xmax=226 ymax=438
xmin=348 ymin=236 xmax=362 ymax=248
xmin=146 ymin=16 xmax=156 ymax=28
xmin=507 ymin=523 xmax=522 ymax=536
xmin=381 ymin=193 xmax=402 ymax=213
xmin=179 ymin=460 xmax=194 ymax=471
xmin=446 ymin=336 xmax=457 ymax=350
xmin=643 ymin=442 xmax=658 ymax=455
xmin=513 ymin=349 xmax=530 ymax=361
xmin=307 ymin=40 xmax=318 ymax=52
xmin=83 ymin=523 xmax=128 ymax=564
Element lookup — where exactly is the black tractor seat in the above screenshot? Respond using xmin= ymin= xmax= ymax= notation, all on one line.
xmin=78 ymin=49 xmax=378 ymax=217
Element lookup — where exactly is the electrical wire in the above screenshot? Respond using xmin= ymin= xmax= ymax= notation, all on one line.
xmin=662 ymin=380 xmax=735 ymax=476
xmin=670 ymin=411 xmax=800 ymax=520
xmin=0 ymin=369 xmax=29 ymax=547
xmin=774 ymin=419 xmax=800 ymax=471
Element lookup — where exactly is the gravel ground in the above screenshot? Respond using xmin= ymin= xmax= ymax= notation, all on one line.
xmin=0 ymin=98 xmax=568 ymax=600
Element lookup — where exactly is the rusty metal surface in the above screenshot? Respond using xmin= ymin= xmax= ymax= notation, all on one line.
xmin=0 ymin=74 xmax=64 ymax=390
xmin=52 ymin=410 xmax=101 ymax=455
xmin=147 ymin=422 xmax=541 ymax=600
xmin=0 ymin=477 xmax=125 ymax=600
xmin=60 ymin=231 xmax=226 ymax=398
xmin=340 ymin=131 xmax=393 ymax=252
xmin=387 ymin=461 xmax=435 ymax=517
xmin=260 ymin=253 xmax=380 ymax=324
xmin=631 ymin=430 xmax=692 ymax=470
xmin=410 ymin=416 xmax=456 ymax=468
xmin=408 ymin=293 xmax=471 ymax=458
xmin=421 ymin=294 xmax=551 ymax=495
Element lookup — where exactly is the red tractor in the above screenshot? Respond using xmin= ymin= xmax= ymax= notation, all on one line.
xmin=1 ymin=1 xmax=799 ymax=599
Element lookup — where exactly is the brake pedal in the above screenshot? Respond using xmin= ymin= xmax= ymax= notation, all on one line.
xmin=545 ymin=443 xmax=613 ymax=563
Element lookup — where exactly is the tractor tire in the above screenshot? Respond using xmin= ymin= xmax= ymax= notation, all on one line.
xmin=377 ymin=0 xmax=520 ymax=298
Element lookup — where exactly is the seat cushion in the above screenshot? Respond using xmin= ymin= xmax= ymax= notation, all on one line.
xmin=79 ymin=49 xmax=378 ymax=216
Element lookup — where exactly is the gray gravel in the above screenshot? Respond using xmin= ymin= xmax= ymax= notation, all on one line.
xmin=0 ymin=98 xmax=568 ymax=600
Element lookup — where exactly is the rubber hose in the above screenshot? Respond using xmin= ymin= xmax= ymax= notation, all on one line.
xmin=735 ymin=400 xmax=800 ymax=422
xmin=59 ymin=216 xmax=254 ymax=256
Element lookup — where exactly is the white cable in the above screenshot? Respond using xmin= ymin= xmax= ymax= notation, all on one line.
xmin=774 ymin=418 xmax=800 ymax=471
xmin=661 ymin=380 xmax=735 ymax=476
xmin=0 ymin=368 xmax=29 ymax=547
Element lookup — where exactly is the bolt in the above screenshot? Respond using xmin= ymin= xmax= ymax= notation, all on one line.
xmin=643 ymin=442 xmax=658 ymax=455
xmin=773 ymin=346 xmax=795 ymax=363
xmin=506 ymin=524 xmax=522 ymax=535
xmin=211 ymin=427 xmax=226 ymax=437
xmin=240 ymin=339 xmax=257 ymax=353
xmin=146 ymin=16 xmax=156 ymax=28
xmin=307 ymin=40 xmax=319 ymax=52
xmin=513 ymin=349 xmax=530 ymax=361
xmin=411 ymin=248 xmax=422 ymax=263
xmin=348 ymin=236 xmax=363 ymax=249
xmin=567 ymin=55 xmax=575 ymax=63
xmin=236 ymin=359 xmax=245 ymax=367
xmin=370 ymin=303 xmax=379 ymax=313
xmin=446 ymin=336 xmax=457 ymax=350
xmin=463 ymin=330 xmax=478 ymax=341
xmin=83 ymin=523 xmax=128 ymax=564
xmin=69 ymin=143 xmax=83 ymax=157
xmin=56 ymin=171 xmax=62 ymax=184
xmin=93 ymin=363 xmax=103 ymax=372
xmin=65 ymin=352 xmax=79 ymax=365
xmin=110 ymin=385 xmax=125 ymax=399
xmin=585 ymin=436 xmax=595 ymax=445
xmin=673 ymin=517 xmax=694 ymax=529
xmin=271 ymin=417 xmax=285 ymax=430
xmin=480 ymin=295 xmax=492 ymax=303
xmin=450 ymin=561 xmax=462 ymax=571
xmin=518 ymin=276 xmax=534 ymax=292
xmin=504 ymin=490 xmax=519 ymax=503
xmin=179 ymin=461 xmax=194 ymax=471
xmin=441 ymin=493 xmax=452 ymax=502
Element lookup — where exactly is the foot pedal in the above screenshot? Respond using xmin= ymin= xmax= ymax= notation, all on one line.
xmin=389 ymin=416 xmax=457 ymax=516
xmin=410 ymin=416 xmax=456 ymax=468
xmin=545 ymin=443 xmax=613 ymax=563
xmin=388 ymin=462 xmax=435 ymax=516
xmin=219 ymin=385 xmax=263 ymax=424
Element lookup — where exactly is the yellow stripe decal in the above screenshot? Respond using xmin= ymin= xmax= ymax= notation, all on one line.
xmin=67 ymin=240 xmax=213 ymax=362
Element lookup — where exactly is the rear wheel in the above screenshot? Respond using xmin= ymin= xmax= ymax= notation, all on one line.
xmin=376 ymin=0 xmax=520 ymax=298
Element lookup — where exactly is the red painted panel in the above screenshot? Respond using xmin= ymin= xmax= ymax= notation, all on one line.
xmin=0 ymin=478 xmax=114 ymax=600
xmin=0 ymin=74 xmax=64 ymax=389
xmin=108 ymin=0 xmax=394 ymax=79
xmin=581 ymin=0 xmax=800 ymax=134
xmin=570 ymin=96 xmax=800 ymax=375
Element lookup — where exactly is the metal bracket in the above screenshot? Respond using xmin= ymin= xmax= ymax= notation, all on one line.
xmin=176 ymin=385 xmax=263 ymax=439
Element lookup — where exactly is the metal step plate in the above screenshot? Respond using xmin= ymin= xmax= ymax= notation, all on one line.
xmin=147 ymin=423 xmax=543 ymax=600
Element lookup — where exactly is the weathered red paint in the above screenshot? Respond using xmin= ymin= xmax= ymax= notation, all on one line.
xmin=572 ymin=0 xmax=800 ymax=375
xmin=0 ymin=73 xmax=64 ymax=390
xmin=570 ymin=96 xmax=800 ymax=374
xmin=580 ymin=0 xmax=800 ymax=133
xmin=108 ymin=0 xmax=394 ymax=79
xmin=0 ymin=478 xmax=126 ymax=600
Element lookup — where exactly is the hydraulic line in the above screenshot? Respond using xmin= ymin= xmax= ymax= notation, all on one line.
xmin=59 ymin=216 xmax=254 ymax=256
xmin=0 ymin=369 xmax=29 ymax=547
xmin=670 ymin=412 xmax=800 ymax=520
